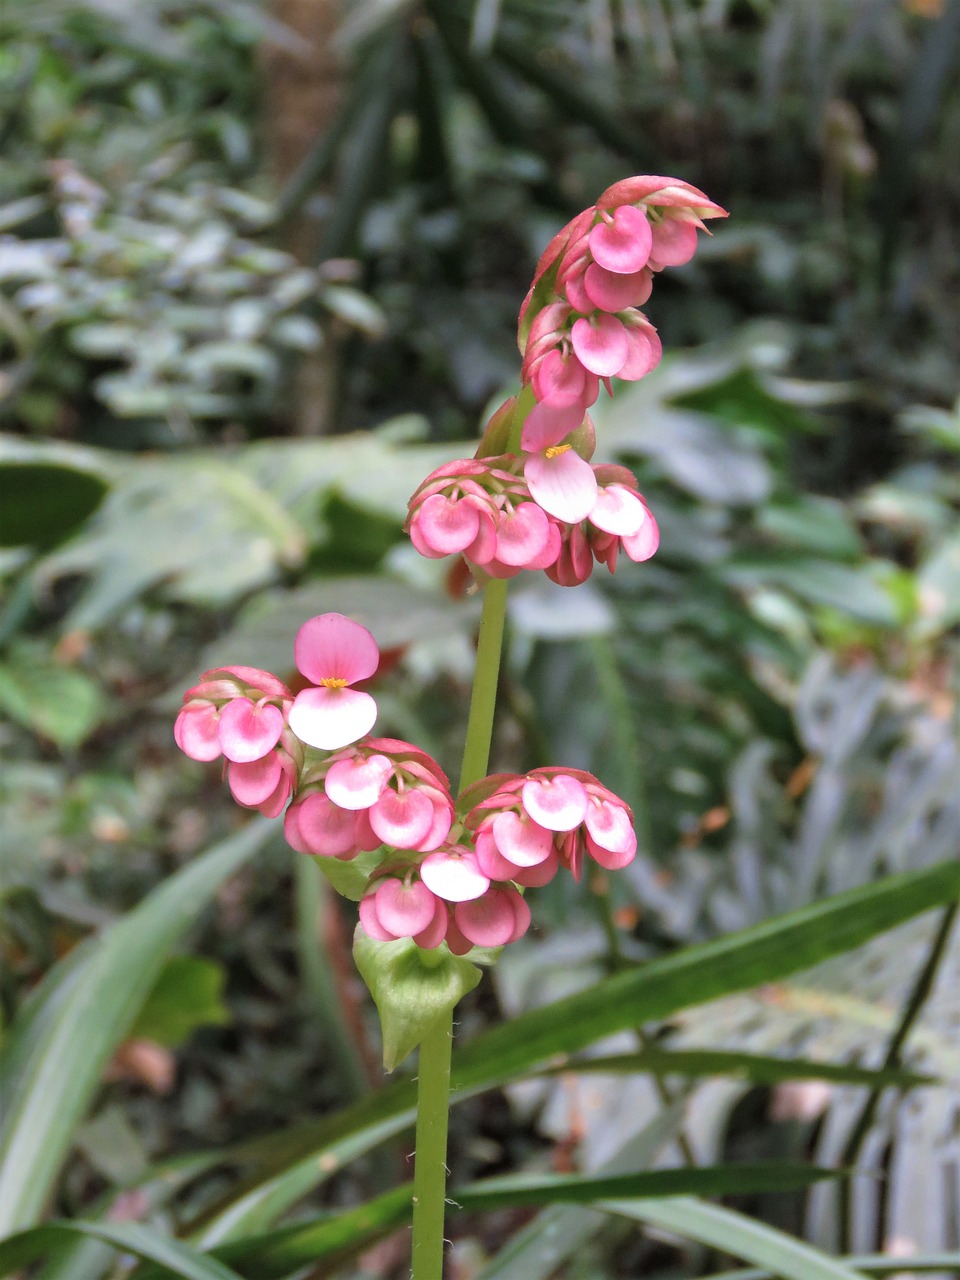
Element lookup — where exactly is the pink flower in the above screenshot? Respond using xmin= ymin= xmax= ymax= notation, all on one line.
xmin=174 ymin=666 xmax=292 ymax=763
xmin=288 ymin=613 xmax=379 ymax=751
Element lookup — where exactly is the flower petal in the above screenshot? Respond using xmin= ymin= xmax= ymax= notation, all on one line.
xmin=420 ymin=849 xmax=490 ymax=902
xmin=228 ymin=755 xmax=282 ymax=807
xmin=622 ymin=506 xmax=660 ymax=562
xmin=583 ymin=262 xmax=653 ymax=312
xmin=324 ymin=752 xmax=393 ymax=810
xmin=369 ymin=786 xmax=434 ymax=849
xmin=571 ymin=314 xmax=628 ymax=377
xmin=374 ymin=878 xmax=438 ymax=937
xmin=588 ymin=205 xmax=653 ymax=273
xmin=294 ymin=613 xmax=379 ymax=686
xmin=525 ymin=449 xmax=598 ymax=524
xmin=174 ymin=702 xmax=222 ymax=762
xmin=294 ymin=792 xmax=361 ymax=856
xmin=415 ymin=493 xmax=482 ymax=555
xmin=589 ymin=484 xmax=646 ymax=537
xmin=495 ymin=502 xmax=551 ymax=567
xmin=289 ymin=686 xmax=378 ymax=751
xmin=521 ymin=773 xmax=589 ymax=831
xmin=649 ymin=215 xmax=699 ymax=267
xmin=492 ymin=810 xmax=554 ymax=866
xmin=521 ymin=399 xmax=586 ymax=452
xmin=217 ymin=697 xmax=284 ymax=763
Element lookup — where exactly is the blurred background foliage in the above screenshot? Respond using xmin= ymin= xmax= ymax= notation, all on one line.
xmin=1 ymin=1 xmax=958 ymax=1277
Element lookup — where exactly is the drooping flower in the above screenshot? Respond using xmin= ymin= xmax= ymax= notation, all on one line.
xmin=288 ymin=613 xmax=380 ymax=751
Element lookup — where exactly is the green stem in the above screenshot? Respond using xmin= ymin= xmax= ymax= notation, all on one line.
xmin=411 ymin=1008 xmax=454 ymax=1280
xmin=458 ymin=578 xmax=509 ymax=791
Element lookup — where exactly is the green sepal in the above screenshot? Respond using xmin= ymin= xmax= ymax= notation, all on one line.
xmin=310 ymin=850 xmax=384 ymax=902
xmin=353 ymin=928 xmax=482 ymax=1071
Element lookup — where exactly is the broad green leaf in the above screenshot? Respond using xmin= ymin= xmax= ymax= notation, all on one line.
xmin=451 ymin=860 xmax=960 ymax=1088
xmin=187 ymin=861 xmax=959 ymax=1242
xmin=34 ymin=458 xmax=307 ymax=630
xmin=0 ymin=1220 xmax=245 ymax=1280
xmin=602 ymin=1197 xmax=871 ymax=1280
xmin=711 ymin=1253 xmax=960 ymax=1278
xmin=0 ymin=462 xmax=108 ymax=550
xmin=0 ymin=820 xmax=272 ymax=1235
xmin=455 ymin=1162 xmax=841 ymax=1211
xmin=537 ymin=1047 xmax=934 ymax=1090
xmin=0 ymin=644 xmax=103 ymax=748
xmin=129 ymin=956 xmax=230 ymax=1048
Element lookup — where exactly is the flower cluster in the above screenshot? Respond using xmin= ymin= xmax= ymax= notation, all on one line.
xmin=175 ymin=613 xmax=638 ymax=956
xmin=405 ymin=177 xmax=725 ymax=585
xmin=407 ymin=449 xmax=659 ymax=585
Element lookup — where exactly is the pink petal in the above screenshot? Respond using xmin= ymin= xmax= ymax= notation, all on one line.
xmin=546 ymin=522 xmax=593 ymax=587
xmin=525 ymin=448 xmax=598 ymax=524
xmin=420 ymin=849 xmax=490 ymax=902
xmin=417 ymin=788 xmax=454 ymax=851
xmin=589 ymin=484 xmax=647 ymax=537
xmin=324 ymin=752 xmax=393 ymax=810
xmin=374 ymin=878 xmax=438 ymax=937
xmin=286 ymin=802 xmax=317 ymax=855
xmin=521 ymin=773 xmax=589 ymax=831
xmin=174 ymin=702 xmax=222 ymax=762
xmin=475 ymin=827 xmax=521 ymax=881
xmin=618 ymin=320 xmax=662 ymax=381
xmin=512 ymin=850 xmax=560 ymax=887
xmin=369 ymin=786 xmax=434 ymax=849
xmin=294 ymin=613 xmax=379 ymax=686
xmin=217 ymin=697 xmax=284 ymax=763
xmin=583 ymin=263 xmax=653 ymax=312
xmin=294 ymin=792 xmax=360 ymax=856
xmin=289 ymin=686 xmax=378 ymax=751
xmin=358 ymin=894 xmax=398 ymax=941
xmin=415 ymin=494 xmax=482 ymax=555
xmin=531 ymin=349 xmax=587 ymax=407
xmin=622 ymin=506 xmax=660 ymax=562
xmin=571 ymin=314 xmax=628 ymax=377
xmin=588 ymin=205 xmax=653 ymax=273
xmin=414 ymin=898 xmax=449 ymax=949
xmin=256 ymin=763 xmax=294 ymax=817
xmin=214 ymin=665 xmax=291 ymax=699
xmin=562 ymin=266 xmax=594 ymax=315
xmin=523 ymin=519 xmax=563 ymax=571
xmin=492 ymin=810 xmax=554 ymax=866
xmin=586 ymin=832 xmax=636 ymax=870
xmin=443 ymin=914 xmax=475 ymax=955
xmin=584 ymin=798 xmax=637 ymax=857
xmin=649 ymin=216 xmax=699 ymax=267
xmin=495 ymin=502 xmax=551 ymax=567
xmin=521 ymin=399 xmax=586 ymax=452
xmin=228 ymin=754 xmax=282 ymax=807
xmin=454 ymin=886 xmax=531 ymax=947
xmin=465 ymin=505 xmax=499 ymax=566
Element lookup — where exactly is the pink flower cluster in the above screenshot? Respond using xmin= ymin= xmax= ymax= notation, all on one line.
xmin=175 ymin=612 xmax=639 ymax=957
xmin=407 ymin=447 xmax=658 ymax=584
xmin=519 ymin=175 xmax=728 ymax=433
xmin=358 ymin=766 xmax=635 ymax=953
xmin=284 ymin=738 xmax=454 ymax=860
xmin=405 ymin=176 xmax=725 ymax=585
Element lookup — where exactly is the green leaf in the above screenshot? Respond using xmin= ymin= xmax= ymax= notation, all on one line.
xmin=710 ymin=1254 xmax=960 ymax=1279
xmin=34 ymin=458 xmax=307 ymax=630
xmin=0 ymin=1220 xmax=246 ymax=1280
xmin=455 ymin=1163 xmax=842 ymax=1211
xmin=0 ymin=820 xmax=272 ymax=1235
xmin=536 ymin=1047 xmax=934 ymax=1090
xmin=129 ymin=956 xmax=231 ymax=1049
xmin=0 ymin=645 xmax=103 ymax=748
xmin=184 ymin=862 xmax=959 ymax=1243
xmin=451 ymin=860 xmax=960 ymax=1089
xmin=601 ymin=1197 xmax=871 ymax=1280
xmin=353 ymin=930 xmax=482 ymax=1071
xmin=0 ymin=462 xmax=108 ymax=550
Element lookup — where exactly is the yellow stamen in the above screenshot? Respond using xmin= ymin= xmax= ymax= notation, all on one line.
xmin=544 ymin=444 xmax=572 ymax=459
xmin=320 ymin=677 xmax=348 ymax=689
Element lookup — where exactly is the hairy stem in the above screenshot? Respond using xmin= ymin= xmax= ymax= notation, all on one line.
xmin=411 ymin=1009 xmax=454 ymax=1280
